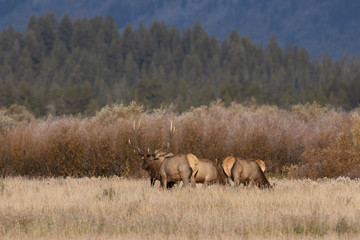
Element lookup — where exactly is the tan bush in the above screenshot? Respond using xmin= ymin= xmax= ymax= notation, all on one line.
xmin=292 ymin=110 xmax=360 ymax=179
xmin=0 ymin=110 xmax=16 ymax=134
xmin=93 ymin=101 xmax=143 ymax=124
xmin=291 ymin=101 xmax=331 ymax=122
xmin=2 ymin=104 xmax=35 ymax=123
xmin=0 ymin=102 xmax=358 ymax=179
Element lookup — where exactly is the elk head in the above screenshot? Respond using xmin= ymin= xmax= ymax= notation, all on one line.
xmin=128 ymin=121 xmax=176 ymax=170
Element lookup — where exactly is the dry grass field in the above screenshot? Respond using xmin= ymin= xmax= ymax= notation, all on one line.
xmin=0 ymin=177 xmax=359 ymax=239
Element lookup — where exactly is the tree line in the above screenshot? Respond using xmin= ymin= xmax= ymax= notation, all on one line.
xmin=0 ymin=12 xmax=359 ymax=117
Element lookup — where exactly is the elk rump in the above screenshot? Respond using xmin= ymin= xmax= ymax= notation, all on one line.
xmin=222 ymin=156 xmax=271 ymax=188
xmin=159 ymin=153 xmax=199 ymax=188
xmin=196 ymin=159 xmax=226 ymax=186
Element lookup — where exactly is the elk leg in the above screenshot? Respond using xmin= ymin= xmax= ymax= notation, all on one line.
xmin=167 ymin=182 xmax=175 ymax=189
xmin=226 ymin=177 xmax=230 ymax=186
xmin=226 ymin=177 xmax=233 ymax=186
xmin=182 ymin=178 xmax=190 ymax=188
xmin=150 ymin=177 xmax=156 ymax=187
xmin=161 ymin=176 xmax=167 ymax=189
xmin=190 ymin=175 xmax=196 ymax=188
xmin=243 ymin=179 xmax=250 ymax=186
xmin=181 ymin=174 xmax=190 ymax=188
xmin=233 ymin=174 xmax=241 ymax=187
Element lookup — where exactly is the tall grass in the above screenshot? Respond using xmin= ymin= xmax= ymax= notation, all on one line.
xmin=0 ymin=102 xmax=359 ymax=178
xmin=0 ymin=177 xmax=359 ymax=239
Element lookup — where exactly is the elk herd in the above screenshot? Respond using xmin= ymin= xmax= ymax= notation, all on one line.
xmin=129 ymin=121 xmax=272 ymax=189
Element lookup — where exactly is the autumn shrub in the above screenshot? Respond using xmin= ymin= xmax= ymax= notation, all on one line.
xmin=0 ymin=102 xmax=358 ymax=179
xmin=1 ymin=104 xmax=35 ymax=123
xmin=94 ymin=101 xmax=143 ymax=124
xmin=295 ymin=110 xmax=360 ymax=178
xmin=0 ymin=104 xmax=35 ymax=135
xmin=1 ymin=118 xmax=129 ymax=177
xmin=0 ymin=110 xmax=16 ymax=134
xmin=291 ymin=102 xmax=332 ymax=122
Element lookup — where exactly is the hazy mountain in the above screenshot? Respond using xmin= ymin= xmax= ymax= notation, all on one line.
xmin=1 ymin=0 xmax=359 ymax=58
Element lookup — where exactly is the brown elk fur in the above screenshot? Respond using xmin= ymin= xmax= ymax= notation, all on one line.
xmin=222 ymin=156 xmax=271 ymax=188
xmin=142 ymin=151 xmax=173 ymax=186
xmin=255 ymin=159 xmax=266 ymax=172
xmin=196 ymin=159 xmax=226 ymax=185
xmin=159 ymin=154 xmax=199 ymax=188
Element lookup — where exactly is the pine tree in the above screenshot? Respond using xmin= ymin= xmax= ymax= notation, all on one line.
xmin=124 ymin=53 xmax=139 ymax=87
xmin=121 ymin=24 xmax=138 ymax=62
xmin=38 ymin=12 xmax=57 ymax=56
xmin=138 ymin=22 xmax=155 ymax=68
xmin=24 ymin=29 xmax=43 ymax=72
xmin=57 ymin=13 xmax=73 ymax=51
xmin=71 ymin=18 xmax=94 ymax=50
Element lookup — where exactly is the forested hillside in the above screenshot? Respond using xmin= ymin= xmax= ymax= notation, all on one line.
xmin=1 ymin=0 xmax=360 ymax=59
xmin=0 ymin=13 xmax=360 ymax=117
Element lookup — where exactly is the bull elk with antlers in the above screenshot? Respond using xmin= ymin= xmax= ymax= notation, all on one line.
xmin=129 ymin=121 xmax=199 ymax=189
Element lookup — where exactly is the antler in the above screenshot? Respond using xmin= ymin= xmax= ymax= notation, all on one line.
xmin=128 ymin=120 xmax=144 ymax=155
xmin=155 ymin=121 xmax=176 ymax=154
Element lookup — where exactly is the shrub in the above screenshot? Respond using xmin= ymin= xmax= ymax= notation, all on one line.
xmin=0 ymin=102 xmax=358 ymax=179
xmin=291 ymin=102 xmax=331 ymax=122
xmin=2 ymin=104 xmax=35 ymax=123
xmin=0 ymin=110 xmax=16 ymax=134
xmin=93 ymin=101 xmax=143 ymax=124
xmin=292 ymin=110 xmax=360 ymax=179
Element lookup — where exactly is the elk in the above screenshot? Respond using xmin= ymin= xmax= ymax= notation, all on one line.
xmin=159 ymin=153 xmax=199 ymax=188
xmin=129 ymin=121 xmax=199 ymax=189
xmin=222 ymin=156 xmax=270 ymax=188
xmin=128 ymin=121 xmax=174 ymax=187
xmin=156 ymin=158 xmax=226 ymax=187
xmin=196 ymin=159 xmax=226 ymax=186
xmin=142 ymin=151 xmax=174 ymax=187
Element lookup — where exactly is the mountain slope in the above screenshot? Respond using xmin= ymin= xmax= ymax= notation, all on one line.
xmin=0 ymin=0 xmax=359 ymax=58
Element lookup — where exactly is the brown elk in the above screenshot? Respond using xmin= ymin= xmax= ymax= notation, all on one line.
xmin=128 ymin=121 xmax=174 ymax=187
xmin=222 ymin=156 xmax=270 ymax=188
xmin=159 ymin=153 xmax=199 ymax=188
xmin=129 ymin=121 xmax=199 ymax=189
xmin=196 ymin=159 xmax=226 ymax=186
xmin=155 ymin=158 xmax=226 ymax=187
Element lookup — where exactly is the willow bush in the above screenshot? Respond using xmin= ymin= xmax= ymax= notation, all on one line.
xmin=0 ymin=102 xmax=359 ymax=179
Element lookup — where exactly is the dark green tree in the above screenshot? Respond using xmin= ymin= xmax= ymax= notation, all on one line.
xmin=38 ymin=12 xmax=57 ymax=55
xmin=57 ymin=13 xmax=73 ymax=51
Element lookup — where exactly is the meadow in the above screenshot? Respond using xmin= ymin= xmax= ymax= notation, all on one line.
xmin=0 ymin=177 xmax=359 ymax=239
xmin=1 ymin=102 xmax=360 ymax=239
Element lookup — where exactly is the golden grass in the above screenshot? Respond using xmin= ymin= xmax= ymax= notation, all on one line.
xmin=0 ymin=177 xmax=359 ymax=239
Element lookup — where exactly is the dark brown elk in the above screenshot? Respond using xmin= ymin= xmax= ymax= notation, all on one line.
xmin=222 ymin=156 xmax=271 ymax=188
xmin=128 ymin=121 xmax=175 ymax=187
xmin=129 ymin=121 xmax=199 ymax=189
xmin=142 ymin=151 xmax=174 ymax=187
